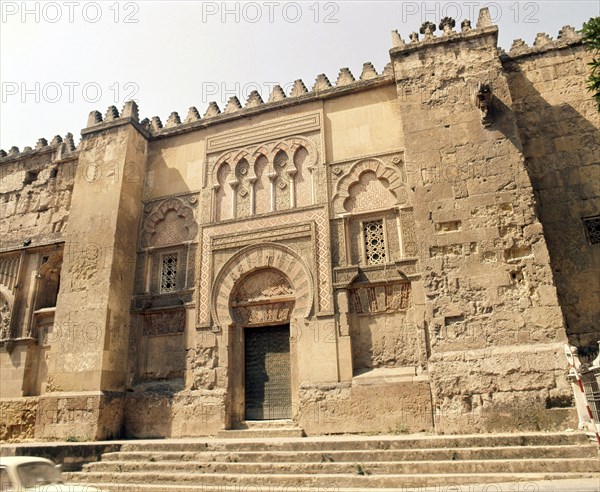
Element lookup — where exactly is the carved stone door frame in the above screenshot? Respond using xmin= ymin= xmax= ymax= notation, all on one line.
xmin=211 ymin=243 xmax=313 ymax=427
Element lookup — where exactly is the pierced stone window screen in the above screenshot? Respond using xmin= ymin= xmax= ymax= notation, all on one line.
xmin=583 ymin=216 xmax=600 ymax=245
xmin=363 ymin=219 xmax=387 ymax=265
xmin=160 ymin=253 xmax=178 ymax=293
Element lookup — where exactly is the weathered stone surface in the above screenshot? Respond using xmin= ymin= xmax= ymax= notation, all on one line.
xmin=0 ymin=10 xmax=596 ymax=441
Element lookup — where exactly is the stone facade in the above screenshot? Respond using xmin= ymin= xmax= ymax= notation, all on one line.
xmin=1 ymin=10 xmax=598 ymax=440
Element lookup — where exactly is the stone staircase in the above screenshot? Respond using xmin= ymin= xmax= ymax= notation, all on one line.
xmin=64 ymin=432 xmax=599 ymax=491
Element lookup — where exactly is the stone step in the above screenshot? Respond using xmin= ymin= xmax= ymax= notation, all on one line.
xmin=98 ymin=444 xmax=598 ymax=463
xmin=82 ymin=457 xmax=600 ymax=475
xmin=118 ymin=432 xmax=590 ymax=452
xmin=62 ymin=471 xmax=600 ymax=489
xmin=216 ymin=427 xmax=304 ymax=438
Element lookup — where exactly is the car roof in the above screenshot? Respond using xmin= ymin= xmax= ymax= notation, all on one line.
xmin=0 ymin=456 xmax=56 ymax=467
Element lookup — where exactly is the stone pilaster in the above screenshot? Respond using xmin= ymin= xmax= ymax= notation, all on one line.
xmin=38 ymin=103 xmax=148 ymax=439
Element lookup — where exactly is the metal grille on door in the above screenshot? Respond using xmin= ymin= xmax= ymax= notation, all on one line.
xmin=245 ymin=325 xmax=291 ymax=420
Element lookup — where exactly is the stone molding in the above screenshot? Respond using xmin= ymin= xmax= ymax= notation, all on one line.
xmin=197 ymin=208 xmax=332 ymax=327
xmin=206 ymin=112 xmax=321 ymax=155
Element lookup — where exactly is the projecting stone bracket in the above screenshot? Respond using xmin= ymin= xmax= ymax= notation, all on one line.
xmin=473 ymin=81 xmax=494 ymax=127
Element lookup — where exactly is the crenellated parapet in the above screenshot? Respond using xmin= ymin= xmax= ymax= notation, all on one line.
xmin=82 ymin=100 xmax=141 ymax=135
xmin=502 ymin=25 xmax=582 ymax=60
xmin=0 ymin=131 xmax=78 ymax=164
xmin=390 ymin=7 xmax=496 ymax=53
xmin=97 ymin=61 xmax=393 ymax=139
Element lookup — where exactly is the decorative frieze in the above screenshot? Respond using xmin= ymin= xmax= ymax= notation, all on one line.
xmin=350 ymin=282 xmax=411 ymax=314
xmin=142 ymin=309 xmax=185 ymax=336
xmin=206 ymin=112 xmax=321 ymax=154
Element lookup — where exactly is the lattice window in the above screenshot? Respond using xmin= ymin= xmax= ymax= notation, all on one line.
xmin=583 ymin=216 xmax=600 ymax=245
xmin=363 ymin=220 xmax=387 ymax=265
xmin=160 ymin=254 xmax=178 ymax=293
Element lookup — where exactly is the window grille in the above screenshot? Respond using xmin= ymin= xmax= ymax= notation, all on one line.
xmin=160 ymin=254 xmax=178 ymax=293
xmin=583 ymin=216 xmax=600 ymax=245
xmin=363 ymin=220 xmax=387 ymax=265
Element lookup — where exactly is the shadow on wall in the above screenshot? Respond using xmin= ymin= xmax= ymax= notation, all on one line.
xmin=505 ymin=58 xmax=600 ymax=354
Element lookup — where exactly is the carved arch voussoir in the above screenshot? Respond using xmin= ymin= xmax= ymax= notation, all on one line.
xmin=211 ymin=243 xmax=314 ymax=327
xmin=142 ymin=197 xmax=198 ymax=248
xmin=272 ymin=136 xmax=318 ymax=168
xmin=333 ymin=158 xmax=406 ymax=215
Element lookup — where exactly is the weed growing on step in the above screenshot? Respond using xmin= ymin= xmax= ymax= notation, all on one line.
xmin=388 ymin=422 xmax=410 ymax=435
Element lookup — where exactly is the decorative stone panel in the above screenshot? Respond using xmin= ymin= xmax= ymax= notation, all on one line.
xmin=142 ymin=309 xmax=185 ymax=336
xmin=197 ymin=207 xmax=333 ymax=327
xmin=208 ymin=135 xmax=319 ymax=220
xmin=331 ymin=152 xmax=406 ymax=215
xmin=141 ymin=195 xmax=198 ymax=248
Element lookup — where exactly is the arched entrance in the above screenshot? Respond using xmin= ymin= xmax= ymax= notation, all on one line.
xmin=211 ymin=243 xmax=314 ymax=424
xmin=232 ymin=268 xmax=294 ymax=420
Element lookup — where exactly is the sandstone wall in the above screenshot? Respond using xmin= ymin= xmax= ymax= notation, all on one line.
xmin=504 ymin=42 xmax=600 ymax=350
xmin=390 ymin=20 xmax=573 ymax=433
xmin=0 ymin=397 xmax=38 ymax=441
xmin=0 ymin=143 xmax=76 ymax=252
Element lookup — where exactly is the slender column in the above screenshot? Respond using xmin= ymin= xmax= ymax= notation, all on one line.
xmin=229 ymin=180 xmax=238 ymax=219
xmin=287 ymin=169 xmax=297 ymax=208
xmin=267 ymin=172 xmax=277 ymax=212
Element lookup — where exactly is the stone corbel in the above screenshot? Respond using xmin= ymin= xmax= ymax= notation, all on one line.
xmin=474 ymin=81 xmax=493 ymax=127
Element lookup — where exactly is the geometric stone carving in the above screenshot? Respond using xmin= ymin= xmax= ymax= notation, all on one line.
xmin=197 ymin=207 xmax=332 ymax=327
xmin=142 ymin=198 xmax=198 ymax=248
xmin=363 ymin=219 xmax=387 ymax=265
xmin=333 ymin=158 xmax=405 ymax=215
xmin=400 ymin=208 xmax=419 ymax=257
xmin=346 ymin=171 xmax=398 ymax=213
xmin=234 ymin=268 xmax=293 ymax=303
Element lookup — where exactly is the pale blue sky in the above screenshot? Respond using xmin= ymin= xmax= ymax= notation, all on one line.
xmin=1 ymin=0 xmax=599 ymax=150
